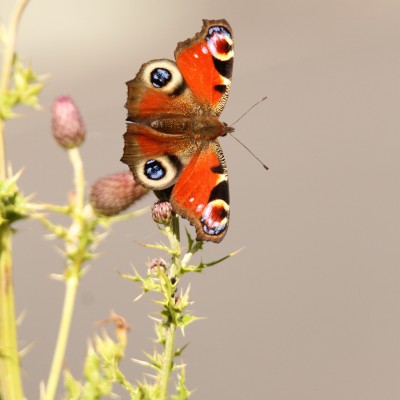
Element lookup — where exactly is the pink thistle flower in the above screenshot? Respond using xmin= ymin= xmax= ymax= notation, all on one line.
xmin=90 ymin=171 xmax=148 ymax=216
xmin=151 ymin=200 xmax=173 ymax=225
xmin=52 ymin=96 xmax=86 ymax=149
xmin=148 ymin=258 xmax=167 ymax=275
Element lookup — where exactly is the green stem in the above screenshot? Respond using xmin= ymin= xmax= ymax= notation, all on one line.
xmin=181 ymin=240 xmax=202 ymax=268
xmin=44 ymin=273 xmax=79 ymax=400
xmin=68 ymin=147 xmax=85 ymax=213
xmin=0 ymin=224 xmax=24 ymax=400
xmin=44 ymin=147 xmax=86 ymax=400
xmin=0 ymin=0 xmax=30 ymax=91
xmin=171 ymin=214 xmax=180 ymax=243
xmin=158 ymin=213 xmax=181 ymax=398
xmin=167 ymin=214 xmax=181 ymax=278
xmin=115 ymin=367 xmax=138 ymax=398
xmin=159 ymin=324 xmax=176 ymax=400
xmin=0 ymin=1 xmax=31 ymax=399
xmin=0 ymin=120 xmax=5 ymax=182
xmin=0 ymin=0 xmax=30 ymax=180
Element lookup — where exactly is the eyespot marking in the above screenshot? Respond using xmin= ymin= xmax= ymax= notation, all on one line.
xmin=207 ymin=26 xmax=232 ymax=43
xmin=200 ymin=199 xmax=229 ymax=236
xmin=136 ymin=154 xmax=184 ymax=190
xmin=206 ymin=25 xmax=234 ymax=62
xmin=150 ymin=68 xmax=172 ymax=88
xmin=145 ymin=159 xmax=166 ymax=180
xmin=141 ymin=60 xmax=184 ymax=95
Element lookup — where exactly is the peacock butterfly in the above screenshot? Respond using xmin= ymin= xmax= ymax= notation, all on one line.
xmin=121 ymin=19 xmax=234 ymax=243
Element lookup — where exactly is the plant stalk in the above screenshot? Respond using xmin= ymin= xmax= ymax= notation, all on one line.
xmin=67 ymin=147 xmax=84 ymax=213
xmin=0 ymin=224 xmax=24 ymax=400
xmin=167 ymin=214 xmax=181 ymax=278
xmin=0 ymin=120 xmax=5 ymax=182
xmin=0 ymin=0 xmax=30 ymax=180
xmin=159 ymin=324 xmax=176 ymax=400
xmin=158 ymin=213 xmax=181 ymax=398
xmin=44 ymin=147 xmax=86 ymax=400
xmin=43 ymin=273 xmax=79 ymax=400
xmin=0 ymin=1 xmax=31 ymax=399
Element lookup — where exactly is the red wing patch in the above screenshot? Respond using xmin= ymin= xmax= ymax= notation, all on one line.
xmin=126 ymin=79 xmax=194 ymax=121
xmin=171 ymin=141 xmax=229 ymax=242
xmin=122 ymin=123 xmax=195 ymax=190
xmin=175 ymin=19 xmax=234 ymax=115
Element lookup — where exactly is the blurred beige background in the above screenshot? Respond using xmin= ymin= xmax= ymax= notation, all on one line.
xmin=3 ymin=0 xmax=400 ymax=398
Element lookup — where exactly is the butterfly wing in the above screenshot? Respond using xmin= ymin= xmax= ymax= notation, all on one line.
xmin=127 ymin=20 xmax=234 ymax=121
xmin=122 ymin=20 xmax=234 ymax=243
xmin=171 ymin=140 xmax=229 ymax=243
xmin=175 ymin=19 xmax=234 ymax=116
xmin=122 ymin=123 xmax=195 ymax=190
xmin=122 ymin=125 xmax=230 ymax=242
xmin=126 ymin=59 xmax=199 ymax=122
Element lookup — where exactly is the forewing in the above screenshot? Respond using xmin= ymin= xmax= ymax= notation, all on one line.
xmin=126 ymin=59 xmax=198 ymax=122
xmin=175 ymin=19 xmax=234 ymax=116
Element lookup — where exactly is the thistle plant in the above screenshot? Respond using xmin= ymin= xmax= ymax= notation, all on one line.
xmin=64 ymin=201 xmax=237 ymax=400
xmin=36 ymin=96 xmax=148 ymax=400
xmin=0 ymin=1 xmax=43 ymax=398
xmin=0 ymin=1 xmax=237 ymax=399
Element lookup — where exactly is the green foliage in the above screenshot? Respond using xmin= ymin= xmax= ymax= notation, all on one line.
xmin=60 ymin=210 xmax=237 ymax=400
xmin=64 ymin=369 xmax=82 ymax=400
xmin=64 ymin=331 xmax=134 ymax=400
xmin=172 ymin=368 xmax=191 ymax=400
xmin=118 ymin=220 xmax=237 ymax=399
xmin=0 ymin=171 xmax=29 ymax=225
xmin=0 ymin=56 xmax=44 ymax=119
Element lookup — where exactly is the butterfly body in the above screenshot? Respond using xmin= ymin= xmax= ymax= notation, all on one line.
xmin=122 ymin=19 xmax=234 ymax=242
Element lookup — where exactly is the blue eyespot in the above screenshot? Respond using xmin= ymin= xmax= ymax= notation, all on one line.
xmin=200 ymin=201 xmax=228 ymax=236
xmin=150 ymin=68 xmax=171 ymax=88
xmin=145 ymin=159 xmax=165 ymax=180
xmin=207 ymin=26 xmax=232 ymax=40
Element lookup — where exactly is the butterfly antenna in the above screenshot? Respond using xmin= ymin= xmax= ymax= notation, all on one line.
xmin=228 ymin=132 xmax=269 ymax=170
xmin=229 ymin=96 xmax=269 ymax=170
xmin=231 ymin=96 xmax=268 ymax=126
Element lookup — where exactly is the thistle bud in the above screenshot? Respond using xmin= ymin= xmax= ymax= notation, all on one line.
xmin=90 ymin=171 xmax=148 ymax=216
xmin=148 ymin=258 xmax=167 ymax=275
xmin=52 ymin=96 xmax=86 ymax=149
xmin=151 ymin=200 xmax=173 ymax=225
